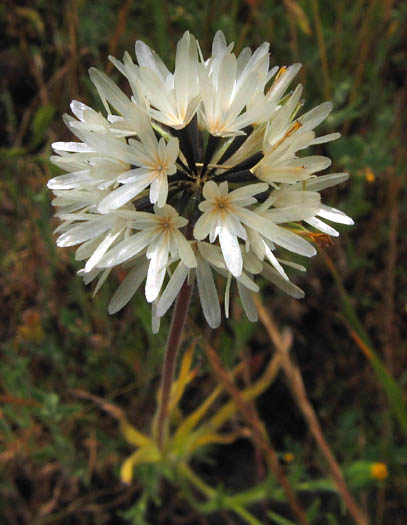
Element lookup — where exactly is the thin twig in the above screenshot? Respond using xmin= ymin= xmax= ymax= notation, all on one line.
xmin=254 ymin=295 xmax=369 ymax=525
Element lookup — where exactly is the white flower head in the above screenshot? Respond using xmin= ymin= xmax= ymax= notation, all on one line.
xmin=49 ymin=30 xmax=353 ymax=329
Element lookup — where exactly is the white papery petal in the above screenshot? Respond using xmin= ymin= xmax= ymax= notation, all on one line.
xmin=135 ymin=40 xmax=170 ymax=80
xmin=153 ymin=203 xmax=179 ymax=218
xmin=156 ymin=261 xmax=188 ymax=317
xmin=246 ymin=229 xmax=266 ymax=260
xmin=196 ymin=255 xmax=221 ymax=329
xmin=218 ymin=181 xmax=229 ymax=196
xmin=197 ymin=242 xmax=225 ymax=268
xmin=269 ymin=224 xmax=317 ymax=256
xmin=50 ymin=152 xmax=94 ymax=171
xmin=294 ymin=173 xmax=349 ymax=192
xmin=145 ymin=235 xmax=170 ymax=302
xmin=216 ymin=53 xmax=237 ymax=116
xmin=70 ymin=100 xmax=92 ymax=121
xmin=52 ymin=142 xmax=95 ymax=153
xmin=264 ymin=242 xmax=288 ymax=280
xmin=151 ymin=301 xmax=161 ymax=334
xmin=93 ymin=268 xmax=112 ymax=296
xmin=193 ymin=212 xmax=218 ymax=241
xmin=262 ymin=264 xmax=305 ymax=298
xmin=48 ymin=170 xmax=92 ymax=190
xmin=149 ymin=176 xmax=160 ymax=205
xmin=290 ymin=156 xmax=332 ymax=173
xmin=137 ymin=67 xmax=177 ymax=121
xmin=299 ymin=102 xmax=332 ymax=130
xmin=108 ymin=54 xmax=129 ymax=78
xmin=211 ymin=30 xmax=229 ymax=56
xmin=236 ymin=47 xmax=252 ymax=78
xmin=85 ymin=228 xmax=124 ymax=272
xmin=284 ymin=83 xmax=303 ymax=115
xmin=108 ymin=262 xmax=148 ymax=314
xmin=199 ymin=200 xmax=215 ymax=212
xmin=68 ymin=130 xmax=140 ymax=165
xmin=89 ymin=68 xmax=136 ymax=117
xmin=117 ymin=167 xmax=152 ymax=184
xmin=262 ymin=206 xmax=318 ymax=223
xmin=243 ymin=251 xmax=263 ymax=274
xmin=236 ymin=271 xmax=259 ymax=292
xmin=98 ymin=230 xmax=155 ymax=267
xmin=224 ymin=273 xmax=232 ymax=318
xmin=310 ymin=132 xmax=341 ymax=145
xmin=256 ymin=166 xmax=310 ymax=184
xmin=227 ymin=213 xmax=247 ymax=240
xmin=266 ymin=63 xmax=301 ymax=106
xmin=237 ymin=208 xmax=316 ymax=257
xmin=272 ymin=190 xmax=321 ymax=209
xmin=289 ymin=130 xmax=315 ymax=151
xmin=318 ymin=205 xmax=354 ymax=225
xmin=202 ymin=180 xmax=219 ymax=200
xmin=277 ymin=258 xmax=306 ymax=272
xmin=172 ymin=231 xmax=197 ymax=268
xmin=81 ymin=267 xmax=99 ymax=285
xmin=156 ymin=176 xmax=168 ymax=208
xmin=57 ymin=218 xmax=113 ymax=247
xmin=98 ymin=176 xmax=152 ymax=213
xmin=219 ymin=224 xmax=243 ymax=277
xmin=174 ymin=32 xmax=200 ymax=119
xmin=237 ymin=281 xmax=258 ymax=322
xmin=305 ymin=217 xmax=339 ymax=237
xmin=75 ymin=237 xmax=101 ymax=261
xmin=229 ymin=183 xmax=269 ymax=201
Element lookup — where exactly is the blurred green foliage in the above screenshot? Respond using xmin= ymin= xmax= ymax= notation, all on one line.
xmin=0 ymin=0 xmax=405 ymax=523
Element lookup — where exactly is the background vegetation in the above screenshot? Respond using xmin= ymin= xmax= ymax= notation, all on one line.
xmin=0 ymin=0 xmax=405 ymax=523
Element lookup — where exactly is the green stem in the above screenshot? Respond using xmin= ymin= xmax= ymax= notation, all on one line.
xmin=178 ymin=463 xmax=263 ymax=525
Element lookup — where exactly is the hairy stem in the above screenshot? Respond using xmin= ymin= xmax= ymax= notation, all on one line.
xmin=155 ymin=280 xmax=193 ymax=449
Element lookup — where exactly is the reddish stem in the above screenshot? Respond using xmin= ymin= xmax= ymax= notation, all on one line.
xmin=155 ymin=280 xmax=193 ymax=449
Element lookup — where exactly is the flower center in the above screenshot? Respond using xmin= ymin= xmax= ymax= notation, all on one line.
xmin=215 ymin=197 xmax=231 ymax=212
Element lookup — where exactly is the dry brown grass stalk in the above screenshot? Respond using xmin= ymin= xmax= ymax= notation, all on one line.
xmin=190 ymin=320 xmax=309 ymax=525
xmin=106 ymin=0 xmax=133 ymax=75
xmin=253 ymin=294 xmax=369 ymax=525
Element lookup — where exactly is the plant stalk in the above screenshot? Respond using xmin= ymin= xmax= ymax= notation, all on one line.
xmin=155 ymin=280 xmax=193 ymax=449
xmin=190 ymin=320 xmax=308 ymax=525
xmin=254 ymin=294 xmax=369 ymax=525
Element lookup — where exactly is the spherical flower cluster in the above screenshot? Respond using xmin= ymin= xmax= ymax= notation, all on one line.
xmin=49 ymin=31 xmax=353 ymax=331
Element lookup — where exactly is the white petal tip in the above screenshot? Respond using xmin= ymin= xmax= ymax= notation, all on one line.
xmin=145 ymin=290 xmax=159 ymax=304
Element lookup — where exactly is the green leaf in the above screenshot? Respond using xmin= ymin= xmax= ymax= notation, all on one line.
xmin=267 ymin=510 xmax=297 ymax=525
xmin=30 ymin=104 xmax=56 ymax=149
xmin=326 ymin=256 xmax=407 ymax=436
